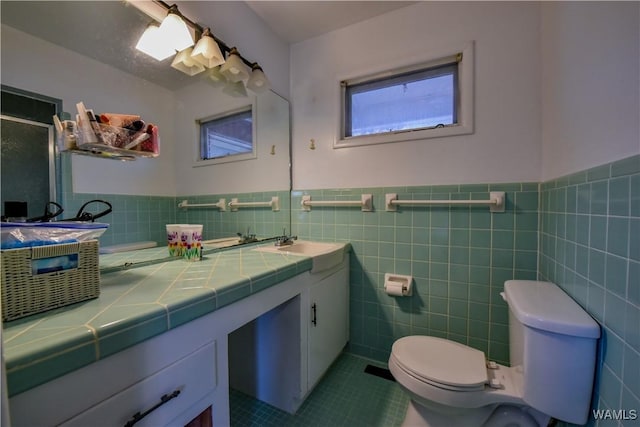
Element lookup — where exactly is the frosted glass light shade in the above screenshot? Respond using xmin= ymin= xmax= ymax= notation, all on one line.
xmin=171 ymin=48 xmax=205 ymax=76
xmin=159 ymin=11 xmax=193 ymax=52
xmin=223 ymin=81 xmax=248 ymax=98
xmin=135 ymin=24 xmax=175 ymax=61
xmin=220 ymin=48 xmax=250 ymax=82
xmin=206 ymin=66 xmax=227 ymax=87
xmin=191 ymin=28 xmax=225 ymax=68
xmin=246 ymin=65 xmax=271 ymax=93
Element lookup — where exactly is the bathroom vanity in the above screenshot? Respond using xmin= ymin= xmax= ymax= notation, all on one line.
xmin=229 ymin=256 xmax=349 ymax=413
xmin=4 ymin=241 xmax=350 ymax=426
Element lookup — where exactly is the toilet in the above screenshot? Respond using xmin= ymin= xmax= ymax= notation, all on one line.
xmin=389 ymin=280 xmax=600 ymax=427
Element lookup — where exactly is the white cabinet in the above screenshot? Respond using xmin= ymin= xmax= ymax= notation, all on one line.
xmin=307 ymin=261 xmax=349 ymax=389
xmin=61 ymin=342 xmax=216 ymax=427
xmin=9 ymin=319 xmax=221 ymax=427
xmin=228 ymin=254 xmax=350 ymax=414
xmin=8 ymin=249 xmax=349 ymax=426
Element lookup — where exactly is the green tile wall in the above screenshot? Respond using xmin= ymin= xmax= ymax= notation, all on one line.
xmin=61 ymin=192 xmax=177 ymax=247
xmin=59 ymin=155 xmax=176 ymax=247
xmin=539 ymin=154 xmax=640 ymax=427
xmin=61 ymin=154 xmax=290 ymax=246
xmin=175 ymin=190 xmax=290 ymax=240
xmin=292 ymin=183 xmax=539 ymax=364
xmin=61 ymin=187 xmax=288 ymax=252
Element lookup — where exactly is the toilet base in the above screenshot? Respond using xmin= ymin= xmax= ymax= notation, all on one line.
xmin=401 ymin=400 xmax=548 ymax=427
xmin=401 ymin=400 xmax=495 ymax=427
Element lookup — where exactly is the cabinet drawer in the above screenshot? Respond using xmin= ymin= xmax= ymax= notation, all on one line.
xmin=61 ymin=341 xmax=216 ymax=427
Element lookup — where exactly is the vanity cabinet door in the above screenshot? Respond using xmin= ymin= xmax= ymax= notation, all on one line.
xmin=307 ymin=257 xmax=349 ymax=389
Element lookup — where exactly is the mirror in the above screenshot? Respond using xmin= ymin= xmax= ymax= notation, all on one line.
xmin=0 ymin=1 xmax=291 ymax=269
xmin=0 ymin=87 xmax=62 ymax=222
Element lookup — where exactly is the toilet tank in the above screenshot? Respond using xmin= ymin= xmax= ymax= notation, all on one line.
xmin=503 ymin=280 xmax=600 ymax=425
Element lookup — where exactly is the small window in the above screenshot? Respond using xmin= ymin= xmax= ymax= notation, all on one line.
xmin=196 ymin=106 xmax=256 ymax=165
xmin=345 ymin=62 xmax=458 ymax=138
xmin=337 ymin=43 xmax=474 ymax=148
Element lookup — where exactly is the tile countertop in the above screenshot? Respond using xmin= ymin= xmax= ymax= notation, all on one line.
xmin=2 ymin=245 xmax=314 ymax=397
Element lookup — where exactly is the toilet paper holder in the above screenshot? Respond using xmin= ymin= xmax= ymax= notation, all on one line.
xmin=384 ymin=273 xmax=413 ymax=296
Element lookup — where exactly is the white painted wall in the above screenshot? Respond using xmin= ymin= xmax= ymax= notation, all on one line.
xmin=540 ymin=2 xmax=640 ymax=181
xmin=1 ymin=25 xmax=177 ymax=196
xmin=290 ymin=2 xmax=542 ymax=189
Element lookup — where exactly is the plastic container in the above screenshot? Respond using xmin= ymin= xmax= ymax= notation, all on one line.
xmin=1 ymin=221 xmax=109 ymax=250
xmin=181 ymin=225 xmax=203 ymax=261
xmin=166 ymin=224 xmax=203 ymax=260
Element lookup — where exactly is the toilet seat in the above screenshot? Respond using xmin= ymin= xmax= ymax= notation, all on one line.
xmin=391 ymin=336 xmax=488 ymax=391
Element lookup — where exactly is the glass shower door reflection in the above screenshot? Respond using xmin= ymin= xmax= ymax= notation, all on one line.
xmin=1 ymin=115 xmax=55 ymax=219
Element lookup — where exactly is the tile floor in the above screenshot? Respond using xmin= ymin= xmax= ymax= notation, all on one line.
xmin=230 ymin=352 xmax=409 ymax=426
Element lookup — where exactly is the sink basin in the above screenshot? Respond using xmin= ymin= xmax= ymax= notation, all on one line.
xmin=254 ymin=240 xmax=347 ymax=273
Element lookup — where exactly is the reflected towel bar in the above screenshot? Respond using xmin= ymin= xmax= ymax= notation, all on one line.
xmin=229 ymin=196 xmax=280 ymax=212
xmin=385 ymin=191 xmax=505 ymax=213
xmin=302 ymin=194 xmax=373 ymax=212
xmin=178 ymin=199 xmax=226 ymax=211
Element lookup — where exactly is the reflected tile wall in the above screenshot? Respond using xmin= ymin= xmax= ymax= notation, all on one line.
xmin=60 ymin=154 xmax=289 ymax=247
xmin=61 ymin=192 xmax=177 ymax=247
xmin=175 ymin=190 xmax=290 ymax=240
xmin=539 ymin=154 xmax=640 ymax=427
xmin=59 ymin=156 xmax=176 ymax=247
xmin=63 ymin=190 xmax=290 ymax=247
xmin=292 ymin=183 xmax=539 ymax=364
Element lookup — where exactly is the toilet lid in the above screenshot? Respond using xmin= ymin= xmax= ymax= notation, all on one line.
xmin=391 ymin=336 xmax=488 ymax=390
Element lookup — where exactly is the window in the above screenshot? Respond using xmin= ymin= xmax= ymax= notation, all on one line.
xmin=337 ymin=43 xmax=474 ymax=148
xmin=345 ymin=62 xmax=457 ymax=138
xmin=196 ymin=106 xmax=256 ymax=165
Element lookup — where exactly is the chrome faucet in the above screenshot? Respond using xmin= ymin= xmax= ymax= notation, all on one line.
xmin=237 ymin=227 xmax=258 ymax=244
xmin=275 ymin=228 xmax=297 ymax=246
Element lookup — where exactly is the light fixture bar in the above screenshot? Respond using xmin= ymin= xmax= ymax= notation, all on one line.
xmin=153 ymin=0 xmax=258 ymax=69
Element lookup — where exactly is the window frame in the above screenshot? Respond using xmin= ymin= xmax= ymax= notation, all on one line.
xmin=194 ymin=102 xmax=257 ymax=167
xmin=335 ymin=42 xmax=474 ymax=149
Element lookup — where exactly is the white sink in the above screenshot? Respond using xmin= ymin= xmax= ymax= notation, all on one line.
xmin=254 ymin=240 xmax=347 ymax=273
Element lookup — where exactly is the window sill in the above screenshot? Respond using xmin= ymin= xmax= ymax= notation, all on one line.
xmin=334 ymin=122 xmax=473 ymax=149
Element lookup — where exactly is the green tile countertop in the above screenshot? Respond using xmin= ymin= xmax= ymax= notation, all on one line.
xmin=2 ymin=245 xmax=313 ymax=397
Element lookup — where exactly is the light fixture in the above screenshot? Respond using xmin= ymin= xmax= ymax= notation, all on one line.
xmin=171 ymin=47 xmax=205 ymax=76
xmin=130 ymin=1 xmax=269 ymax=93
xmin=135 ymin=23 xmax=175 ymax=61
xmin=246 ymin=64 xmax=271 ymax=93
xmin=158 ymin=5 xmax=193 ymax=52
xmin=206 ymin=66 xmax=227 ymax=87
xmin=222 ymin=80 xmax=248 ymax=98
xmin=191 ymin=28 xmax=225 ymax=68
xmin=220 ymin=48 xmax=250 ymax=82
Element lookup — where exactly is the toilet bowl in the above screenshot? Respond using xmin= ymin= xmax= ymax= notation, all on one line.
xmin=389 ymin=336 xmax=548 ymax=427
xmin=389 ymin=280 xmax=600 ymax=427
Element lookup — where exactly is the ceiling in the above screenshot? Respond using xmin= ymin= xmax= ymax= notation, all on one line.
xmin=246 ymin=1 xmax=415 ymax=44
xmin=1 ymin=1 xmax=413 ymax=91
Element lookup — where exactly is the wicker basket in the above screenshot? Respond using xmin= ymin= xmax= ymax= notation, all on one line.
xmin=1 ymin=240 xmax=100 ymax=322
